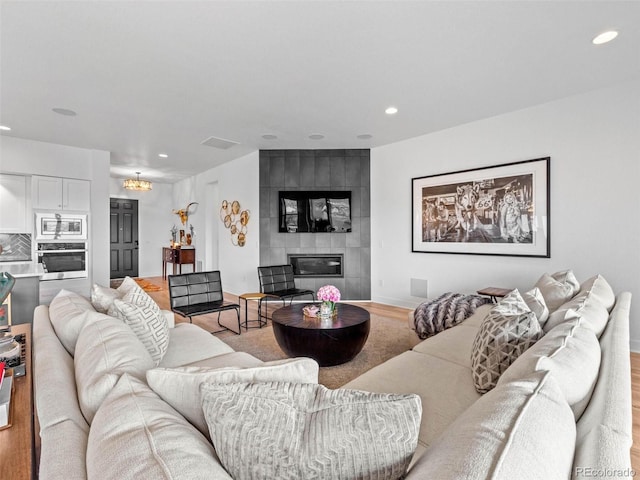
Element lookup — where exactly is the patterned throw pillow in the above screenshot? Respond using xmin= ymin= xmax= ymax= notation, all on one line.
xmin=471 ymin=289 xmax=543 ymax=393
xmin=110 ymin=290 xmax=169 ymax=366
xmin=146 ymin=358 xmax=320 ymax=438
xmin=201 ymin=382 xmax=422 ymax=480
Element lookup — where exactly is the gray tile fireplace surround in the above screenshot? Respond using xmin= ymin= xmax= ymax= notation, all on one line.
xmin=259 ymin=149 xmax=371 ymax=300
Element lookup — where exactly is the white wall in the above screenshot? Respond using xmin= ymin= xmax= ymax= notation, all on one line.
xmin=109 ymin=178 xmax=175 ymax=277
xmin=371 ymin=79 xmax=640 ymax=348
xmin=173 ymin=151 xmax=260 ymax=295
xmin=0 ymin=136 xmax=111 ymax=287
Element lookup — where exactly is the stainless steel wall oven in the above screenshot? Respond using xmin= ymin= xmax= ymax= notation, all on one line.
xmin=36 ymin=242 xmax=88 ymax=280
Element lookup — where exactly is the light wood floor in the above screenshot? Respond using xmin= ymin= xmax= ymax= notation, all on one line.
xmin=141 ymin=276 xmax=640 ymax=471
xmin=631 ymin=353 xmax=640 ymax=471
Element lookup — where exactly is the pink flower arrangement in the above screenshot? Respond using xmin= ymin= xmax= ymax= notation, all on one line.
xmin=317 ymin=285 xmax=341 ymax=305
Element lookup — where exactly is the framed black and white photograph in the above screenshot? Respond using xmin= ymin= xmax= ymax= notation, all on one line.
xmin=411 ymin=157 xmax=550 ymax=257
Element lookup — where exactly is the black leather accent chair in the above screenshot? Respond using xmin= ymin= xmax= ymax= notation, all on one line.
xmin=168 ymin=271 xmax=241 ymax=335
xmin=257 ymin=264 xmax=315 ymax=320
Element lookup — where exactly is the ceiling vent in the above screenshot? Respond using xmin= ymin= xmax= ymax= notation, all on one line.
xmin=200 ymin=135 xmax=240 ymax=150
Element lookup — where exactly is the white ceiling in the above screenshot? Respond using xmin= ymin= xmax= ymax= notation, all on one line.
xmin=1 ymin=1 xmax=639 ymax=183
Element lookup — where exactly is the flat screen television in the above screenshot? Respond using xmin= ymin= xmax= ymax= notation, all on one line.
xmin=279 ymin=191 xmax=351 ymax=233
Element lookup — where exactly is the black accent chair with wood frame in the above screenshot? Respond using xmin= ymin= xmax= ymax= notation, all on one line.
xmin=168 ymin=271 xmax=241 ymax=335
xmin=257 ymin=264 xmax=315 ymax=321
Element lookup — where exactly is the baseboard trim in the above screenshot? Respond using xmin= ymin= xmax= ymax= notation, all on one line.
xmin=629 ymin=339 xmax=640 ymax=353
xmin=372 ymin=295 xmax=421 ymax=310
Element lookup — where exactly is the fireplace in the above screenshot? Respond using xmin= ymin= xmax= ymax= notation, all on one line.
xmin=287 ymin=254 xmax=344 ymax=278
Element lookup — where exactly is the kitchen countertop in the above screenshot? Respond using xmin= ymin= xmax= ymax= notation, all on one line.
xmin=0 ymin=264 xmax=43 ymax=279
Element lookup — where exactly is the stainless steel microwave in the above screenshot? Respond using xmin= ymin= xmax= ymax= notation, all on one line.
xmin=35 ymin=213 xmax=88 ymax=241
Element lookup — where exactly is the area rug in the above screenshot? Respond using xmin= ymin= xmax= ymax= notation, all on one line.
xmin=221 ymin=314 xmax=417 ymax=389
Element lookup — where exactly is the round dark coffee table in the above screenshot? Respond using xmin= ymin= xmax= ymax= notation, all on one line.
xmin=271 ymin=303 xmax=370 ymax=367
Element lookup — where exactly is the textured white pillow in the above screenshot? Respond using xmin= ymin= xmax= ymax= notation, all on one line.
xmin=522 ymin=287 xmax=550 ymax=328
xmin=49 ymin=289 xmax=98 ymax=355
xmin=577 ymin=274 xmax=616 ymax=309
xmin=551 ymin=269 xmax=580 ymax=296
xmin=117 ymin=276 xmax=142 ymax=296
xmin=498 ymin=311 xmax=601 ymax=419
xmin=408 ymin=371 xmax=576 ymax=480
xmin=471 ymin=289 xmax=543 ymax=393
xmin=534 ymin=273 xmax=576 ymax=313
xmin=146 ymin=358 xmax=320 ymax=437
xmin=87 ymin=374 xmax=230 ymax=480
xmin=110 ymin=290 xmax=169 ymax=366
xmin=90 ymin=284 xmax=123 ymax=313
xmin=201 ymin=381 xmax=421 ymax=480
xmin=544 ymin=274 xmax=615 ymax=336
xmin=75 ymin=316 xmax=154 ymax=424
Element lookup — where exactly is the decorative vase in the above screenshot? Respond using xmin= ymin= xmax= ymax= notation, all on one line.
xmin=319 ymin=301 xmax=334 ymax=318
xmin=320 ymin=315 xmax=332 ymax=327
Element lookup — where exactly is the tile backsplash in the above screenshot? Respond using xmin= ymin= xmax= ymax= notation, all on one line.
xmin=0 ymin=234 xmax=32 ymax=262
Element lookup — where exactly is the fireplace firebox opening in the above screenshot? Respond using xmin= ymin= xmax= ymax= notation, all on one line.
xmin=287 ymin=254 xmax=344 ymax=278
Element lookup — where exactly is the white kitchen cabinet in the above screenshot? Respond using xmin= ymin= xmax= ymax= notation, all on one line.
xmin=0 ymin=174 xmax=28 ymax=232
xmin=32 ymin=175 xmax=90 ymax=211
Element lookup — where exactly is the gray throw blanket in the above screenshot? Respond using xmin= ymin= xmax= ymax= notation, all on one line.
xmin=413 ymin=292 xmax=491 ymax=339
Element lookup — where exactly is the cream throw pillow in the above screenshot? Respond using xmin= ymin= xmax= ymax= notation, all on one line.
xmin=146 ymin=358 xmax=320 ymax=437
xmin=498 ymin=311 xmax=601 ymax=420
xmin=408 ymin=371 xmax=576 ymax=480
xmin=522 ymin=287 xmax=550 ymax=328
xmin=201 ymin=381 xmax=421 ymax=480
xmin=471 ymin=289 xmax=543 ymax=393
xmin=543 ymin=274 xmax=615 ymax=336
xmin=110 ymin=289 xmax=169 ymax=366
xmin=534 ymin=273 xmax=576 ymax=313
xmin=75 ymin=316 xmax=154 ymax=424
xmin=49 ymin=289 xmax=98 ymax=355
xmin=117 ymin=276 xmax=142 ymax=296
xmin=90 ymin=284 xmax=123 ymax=313
xmin=551 ymin=269 xmax=580 ymax=296
xmin=87 ymin=373 xmax=230 ymax=480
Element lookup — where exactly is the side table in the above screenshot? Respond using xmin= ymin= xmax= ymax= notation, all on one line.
xmin=162 ymin=247 xmax=196 ymax=279
xmin=476 ymin=287 xmax=512 ymax=303
xmin=238 ymin=293 xmax=267 ymax=330
xmin=0 ymin=323 xmax=33 ymax=480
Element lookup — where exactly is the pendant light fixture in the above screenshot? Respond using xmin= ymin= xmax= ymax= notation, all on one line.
xmin=123 ymin=172 xmax=152 ymax=191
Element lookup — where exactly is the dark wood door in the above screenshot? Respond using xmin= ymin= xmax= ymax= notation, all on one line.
xmin=110 ymin=198 xmax=139 ymax=278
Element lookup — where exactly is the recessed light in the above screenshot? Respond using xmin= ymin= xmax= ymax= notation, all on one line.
xmin=309 ymin=134 xmax=325 ymax=140
xmin=357 ymin=134 xmax=373 ymax=140
xmin=385 ymin=106 xmax=398 ymax=115
xmin=0 ymin=125 xmax=11 ymax=131
xmin=592 ymin=31 xmax=618 ymax=45
xmin=52 ymin=108 xmax=77 ymax=116
xmin=158 ymin=153 xmax=168 ymax=158
xmin=262 ymin=134 xmax=278 ymax=140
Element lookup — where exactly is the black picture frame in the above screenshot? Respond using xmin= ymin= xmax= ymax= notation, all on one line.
xmin=411 ymin=157 xmax=550 ymax=257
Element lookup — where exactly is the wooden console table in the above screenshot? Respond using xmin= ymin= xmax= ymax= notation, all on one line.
xmin=162 ymin=247 xmax=196 ymax=278
xmin=0 ymin=323 xmax=34 ymax=480
xmin=477 ymin=287 xmax=512 ymax=303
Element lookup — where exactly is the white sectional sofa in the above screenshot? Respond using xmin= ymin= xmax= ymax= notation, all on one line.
xmin=32 ymin=273 xmax=632 ymax=480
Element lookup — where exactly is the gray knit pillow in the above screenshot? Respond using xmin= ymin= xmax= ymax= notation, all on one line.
xmin=471 ymin=289 xmax=543 ymax=393
xmin=201 ymin=382 xmax=422 ymax=480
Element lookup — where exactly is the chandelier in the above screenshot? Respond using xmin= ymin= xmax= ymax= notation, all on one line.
xmin=123 ymin=172 xmax=152 ymax=191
